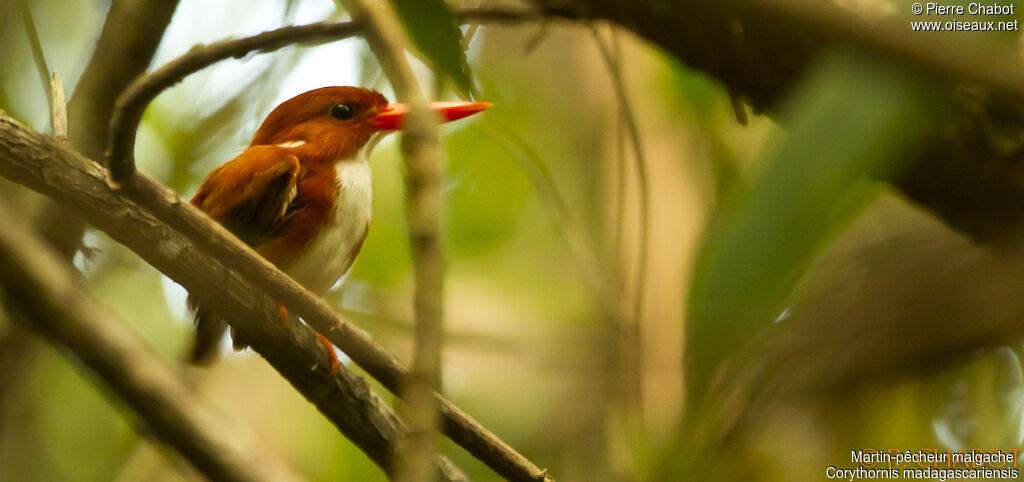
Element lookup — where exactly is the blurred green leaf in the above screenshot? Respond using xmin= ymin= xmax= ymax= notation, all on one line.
xmin=666 ymin=57 xmax=721 ymax=121
xmin=685 ymin=53 xmax=942 ymax=405
xmin=445 ymin=127 xmax=529 ymax=255
xmin=391 ymin=0 xmax=471 ymax=94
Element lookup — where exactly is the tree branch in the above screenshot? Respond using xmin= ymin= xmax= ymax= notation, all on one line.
xmin=72 ymin=0 xmax=181 ymax=161
xmin=338 ymin=0 xmax=446 ymax=480
xmin=0 ymin=112 xmax=548 ymax=480
xmin=0 ymin=200 xmax=304 ymax=482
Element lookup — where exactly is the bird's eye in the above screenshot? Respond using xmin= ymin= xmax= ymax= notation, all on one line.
xmin=329 ymin=103 xmax=356 ymax=121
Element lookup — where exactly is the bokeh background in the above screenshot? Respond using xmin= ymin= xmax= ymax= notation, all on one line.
xmin=2 ymin=0 xmax=1024 ymax=480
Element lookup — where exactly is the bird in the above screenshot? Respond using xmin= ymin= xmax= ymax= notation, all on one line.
xmin=186 ymin=86 xmax=490 ymax=371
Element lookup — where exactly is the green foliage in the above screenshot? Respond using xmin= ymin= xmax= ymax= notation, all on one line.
xmin=445 ymin=127 xmax=530 ymax=255
xmin=685 ymin=53 xmax=942 ymax=404
xmin=390 ymin=0 xmax=471 ymax=94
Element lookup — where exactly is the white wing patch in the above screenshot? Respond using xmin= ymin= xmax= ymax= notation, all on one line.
xmin=276 ymin=140 xmax=307 ymax=148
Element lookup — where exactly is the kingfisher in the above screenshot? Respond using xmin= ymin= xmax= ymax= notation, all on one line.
xmin=187 ymin=86 xmax=490 ymax=370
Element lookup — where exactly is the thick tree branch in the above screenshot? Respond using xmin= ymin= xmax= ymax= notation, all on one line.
xmin=0 ymin=113 xmax=548 ymax=481
xmin=38 ymin=0 xmax=179 ymax=263
xmin=547 ymin=0 xmax=1024 ymax=243
xmin=339 ymin=1 xmax=445 ymax=481
xmin=0 ymin=201 xmax=303 ymax=482
xmin=72 ymin=0 xmax=180 ymax=161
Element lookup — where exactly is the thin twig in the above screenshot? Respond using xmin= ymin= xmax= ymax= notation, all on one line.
xmin=0 ymin=113 xmax=550 ymax=482
xmin=50 ymin=73 xmax=68 ymax=144
xmin=338 ymin=1 xmax=444 ymax=480
xmin=591 ymin=23 xmax=650 ymax=341
xmin=477 ymin=120 xmax=624 ymax=321
xmin=610 ymin=29 xmax=628 ymax=277
xmin=17 ymin=0 xmax=52 ymax=128
xmin=104 ymin=6 xmax=550 ymax=184
xmin=104 ymin=21 xmax=361 ymax=183
xmin=0 ymin=200 xmax=304 ymax=482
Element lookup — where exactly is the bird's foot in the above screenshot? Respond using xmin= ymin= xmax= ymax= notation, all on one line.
xmin=277 ymin=304 xmax=288 ymax=326
xmin=316 ymin=333 xmax=340 ymax=375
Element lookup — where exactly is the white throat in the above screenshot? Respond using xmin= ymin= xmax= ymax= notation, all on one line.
xmin=283 ymin=139 xmax=378 ymax=295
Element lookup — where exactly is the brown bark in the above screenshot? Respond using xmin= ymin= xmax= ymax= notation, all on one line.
xmin=544 ymin=0 xmax=1024 ymax=243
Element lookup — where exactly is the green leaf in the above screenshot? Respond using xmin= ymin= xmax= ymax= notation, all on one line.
xmin=391 ymin=0 xmax=471 ymax=94
xmin=684 ymin=53 xmax=943 ymax=406
xmin=445 ymin=127 xmax=529 ymax=255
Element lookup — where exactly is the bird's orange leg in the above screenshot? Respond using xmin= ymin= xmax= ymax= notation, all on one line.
xmin=316 ymin=333 xmax=341 ymax=375
xmin=277 ymin=304 xmax=288 ymax=326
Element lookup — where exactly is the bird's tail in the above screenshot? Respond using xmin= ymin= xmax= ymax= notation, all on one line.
xmin=187 ymin=297 xmax=228 ymax=366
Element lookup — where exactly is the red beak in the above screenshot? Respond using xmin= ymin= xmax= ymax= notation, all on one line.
xmin=372 ymin=101 xmax=492 ymax=131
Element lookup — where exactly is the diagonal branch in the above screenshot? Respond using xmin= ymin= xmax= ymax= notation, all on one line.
xmin=0 ymin=200 xmax=304 ymax=482
xmin=0 ymin=113 xmax=549 ymax=481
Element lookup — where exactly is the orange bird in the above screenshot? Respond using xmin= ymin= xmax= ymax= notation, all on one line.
xmin=188 ymin=86 xmax=489 ymax=369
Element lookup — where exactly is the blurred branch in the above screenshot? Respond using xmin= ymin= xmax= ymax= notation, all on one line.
xmin=0 ymin=72 xmax=72 ymax=459
xmin=0 ymin=323 xmax=39 ymax=455
xmin=0 ymin=200 xmax=303 ymax=482
xmin=540 ymin=0 xmax=1024 ymax=243
xmin=16 ymin=0 xmax=51 ymax=125
xmin=36 ymin=0 xmax=179 ymax=263
xmin=478 ymin=121 xmax=623 ymax=319
xmin=71 ymin=0 xmax=180 ymax=162
xmin=591 ymin=24 xmax=649 ymax=417
xmin=0 ymin=113 xmax=547 ymax=481
xmin=105 ymin=5 xmax=553 ymax=183
xmin=337 ymin=0 xmax=443 ymax=480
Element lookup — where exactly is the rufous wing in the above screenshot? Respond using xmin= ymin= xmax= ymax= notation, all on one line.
xmin=187 ymin=146 xmax=302 ymax=364
xmin=191 ymin=145 xmax=302 ymax=247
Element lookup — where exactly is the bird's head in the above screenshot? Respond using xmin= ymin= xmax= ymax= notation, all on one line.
xmin=251 ymin=86 xmax=490 ymax=162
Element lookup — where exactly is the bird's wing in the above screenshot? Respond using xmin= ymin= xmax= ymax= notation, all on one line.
xmin=187 ymin=146 xmax=301 ymax=364
xmin=190 ymin=145 xmax=301 ymax=247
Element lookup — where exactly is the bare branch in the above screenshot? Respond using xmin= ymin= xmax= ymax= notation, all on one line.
xmin=17 ymin=0 xmax=51 ymax=124
xmin=590 ymin=25 xmax=649 ymax=437
xmin=0 ymin=200 xmax=304 ymax=482
xmin=0 ymin=113 xmax=548 ymax=481
xmin=105 ymin=22 xmax=359 ymax=182
xmin=337 ymin=1 xmax=444 ymax=480
xmin=49 ymin=73 xmax=67 ymax=144
xmin=74 ymin=0 xmax=181 ymax=162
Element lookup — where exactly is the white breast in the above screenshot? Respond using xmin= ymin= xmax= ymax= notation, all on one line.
xmin=286 ymin=159 xmax=372 ymax=295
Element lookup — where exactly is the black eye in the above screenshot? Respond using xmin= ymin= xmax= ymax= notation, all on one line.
xmin=329 ymin=103 xmax=355 ymax=120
